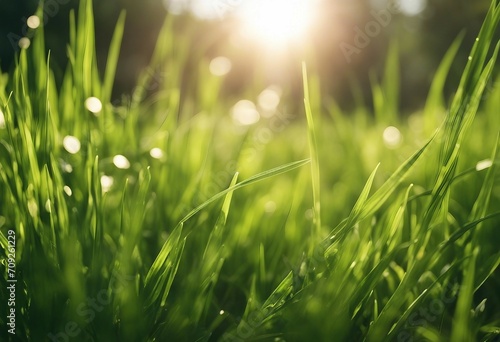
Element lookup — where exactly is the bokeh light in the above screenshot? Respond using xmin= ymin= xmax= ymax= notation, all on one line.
xmin=113 ymin=154 xmax=131 ymax=169
xmin=150 ymin=147 xmax=165 ymax=159
xmin=0 ymin=109 xmax=5 ymax=129
xmin=85 ymin=97 xmax=103 ymax=115
xmin=264 ymin=201 xmax=277 ymax=213
xmin=476 ymin=159 xmax=493 ymax=171
xmin=63 ymin=135 xmax=81 ymax=154
xmin=27 ymin=15 xmax=41 ymax=29
xmin=18 ymin=38 xmax=31 ymax=49
xmin=63 ymin=186 xmax=73 ymax=197
xmin=231 ymin=100 xmax=260 ymax=126
xmin=209 ymin=56 xmax=232 ymax=76
xmin=400 ymin=0 xmax=427 ymax=16
xmin=162 ymin=0 xmax=186 ymax=15
xmin=60 ymin=160 xmax=73 ymax=173
xmin=383 ymin=126 xmax=402 ymax=148
xmin=258 ymin=86 xmax=282 ymax=113
xmin=100 ymin=175 xmax=114 ymax=192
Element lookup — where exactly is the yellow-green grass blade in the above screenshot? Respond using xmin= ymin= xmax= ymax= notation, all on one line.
xmin=302 ymin=63 xmax=322 ymax=244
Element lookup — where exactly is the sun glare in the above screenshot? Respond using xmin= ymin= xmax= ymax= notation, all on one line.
xmin=237 ymin=0 xmax=317 ymax=46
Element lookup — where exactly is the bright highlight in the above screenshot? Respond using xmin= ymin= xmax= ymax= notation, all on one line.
xmin=238 ymin=0 xmax=316 ymax=46
xmin=0 ymin=110 xmax=5 ymax=129
xmin=85 ymin=97 xmax=103 ymax=115
xmin=113 ymin=155 xmax=131 ymax=169
xmin=27 ymin=16 xmax=41 ymax=29
xmin=63 ymin=135 xmax=81 ymax=154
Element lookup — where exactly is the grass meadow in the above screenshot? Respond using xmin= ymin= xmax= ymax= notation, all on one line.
xmin=1 ymin=0 xmax=500 ymax=341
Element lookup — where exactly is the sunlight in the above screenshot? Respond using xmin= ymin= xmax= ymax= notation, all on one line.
xmin=237 ymin=0 xmax=317 ymax=46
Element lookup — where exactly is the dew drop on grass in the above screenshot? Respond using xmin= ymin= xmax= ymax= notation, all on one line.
xmin=27 ymin=15 xmax=41 ymax=29
xmin=476 ymin=159 xmax=493 ymax=171
xmin=85 ymin=97 xmax=103 ymax=115
xmin=150 ymin=147 xmax=164 ymax=159
xmin=113 ymin=154 xmax=131 ymax=169
xmin=63 ymin=135 xmax=81 ymax=154
xmin=0 ymin=109 xmax=5 ymax=129
xmin=63 ymin=186 xmax=73 ymax=197
xmin=468 ymin=56 xmax=472 ymax=61
xmin=100 ymin=175 xmax=114 ymax=192
xmin=209 ymin=56 xmax=232 ymax=76
xmin=219 ymin=310 xmax=225 ymax=315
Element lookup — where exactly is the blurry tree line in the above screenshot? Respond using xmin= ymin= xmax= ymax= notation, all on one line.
xmin=0 ymin=0 xmax=498 ymax=113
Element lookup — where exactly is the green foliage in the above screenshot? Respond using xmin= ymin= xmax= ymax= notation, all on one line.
xmin=1 ymin=0 xmax=500 ymax=341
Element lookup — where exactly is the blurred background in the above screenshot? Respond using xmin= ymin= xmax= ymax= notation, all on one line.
xmin=0 ymin=0 xmax=497 ymax=113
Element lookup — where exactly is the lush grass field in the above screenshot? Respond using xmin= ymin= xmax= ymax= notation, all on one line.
xmin=1 ymin=1 xmax=500 ymax=341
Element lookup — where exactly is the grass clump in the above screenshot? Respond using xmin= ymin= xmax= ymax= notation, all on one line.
xmin=1 ymin=0 xmax=500 ymax=341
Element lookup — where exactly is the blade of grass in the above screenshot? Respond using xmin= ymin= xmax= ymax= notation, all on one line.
xmin=102 ymin=11 xmax=126 ymax=104
xmin=302 ymin=63 xmax=322 ymax=245
xmin=178 ymin=159 xmax=309 ymax=226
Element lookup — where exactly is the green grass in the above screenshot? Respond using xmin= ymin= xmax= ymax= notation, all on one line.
xmin=1 ymin=0 xmax=500 ymax=341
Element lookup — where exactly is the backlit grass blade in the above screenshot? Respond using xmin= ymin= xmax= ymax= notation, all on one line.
xmin=75 ymin=0 xmax=98 ymax=97
xmin=226 ymin=272 xmax=294 ymax=340
xmin=441 ymin=3 xmax=500 ymax=162
xmin=372 ymin=41 xmax=399 ymax=124
xmin=102 ymin=11 xmax=126 ymax=104
xmin=143 ymin=159 xmax=307 ymax=318
xmin=1 ymin=0 xmax=500 ymax=340
xmin=470 ymin=133 xmax=499 ymax=222
xmin=143 ymin=222 xmax=186 ymax=314
xmin=386 ymin=261 xmax=462 ymax=340
xmin=350 ymin=243 xmax=411 ymax=320
xmin=324 ymin=163 xmax=380 ymax=257
xmin=302 ymin=63 xmax=322 ymax=242
xmin=178 ymin=159 xmax=309 ymax=226
xmin=260 ymin=271 xmax=294 ymax=323
xmin=327 ymin=137 xmax=434 ymax=244
xmin=194 ymin=172 xmax=239 ymax=324
xmin=423 ymin=32 xmax=464 ymax=132
xmin=367 ymin=4 xmax=500 ymax=340
xmin=451 ymin=248 xmax=479 ymax=342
